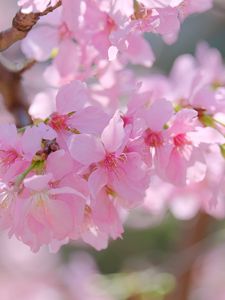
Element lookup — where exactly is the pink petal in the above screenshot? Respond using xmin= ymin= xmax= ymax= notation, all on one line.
xmin=0 ymin=124 xmax=18 ymax=147
xmin=81 ymin=230 xmax=108 ymax=251
xmin=125 ymin=153 xmax=148 ymax=181
xmin=112 ymin=175 xmax=145 ymax=208
xmin=101 ymin=111 xmax=125 ymax=153
xmin=125 ymin=34 xmax=155 ymax=67
xmin=71 ymin=106 xmax=109 ymax=134
xmin=92 ymin=30 xmax=111 ymax=59
xmin=45 ymin=198 xmax=73 ymax=239
xmin=145 ymin=99 xmax=173 ymax=131
xmin=54 ymin=40 xmax=80 ymax=81
xmin=50 ymin=187 xmax=87 ymax=201
xmin=56 ymin=80 xmax=91 ymax=114
xmin=169 ymin=108 xmax=198 ymax=134
xmin=21 ymin=26 xmax=58 ymax=61
xmin=24 ymin=174 xmax=53 ymax=191
xmin=68 ymin=134 xmax=105 ymax=165
xmin=62 ymin=0 xmax=81 ymax=31
xmin=156 ymin=7 xmax=180 ymax=44
xmin=46 ymin=150 xmax=74 ymax=180
xmin=88 ymin=168 xmax=108 ymax=198
xmin=60 ymin=173 xmax=89 ymax=198
xmin=49 ymin=238 xmax=69 ymax=253
xmin=166 ymin=148 xmax=187 ymax=186
xmin=154 ymin=144 xmax=172 ymax=176
xmin=92 ymin=190 xmax=124 ymax=240
xmin=38 ymin=123 xmax=57 ymax=140
xmin=188 ymin=127 xmax=225 ymax=146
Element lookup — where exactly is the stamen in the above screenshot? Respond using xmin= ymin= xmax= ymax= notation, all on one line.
xmin=144 ymin=129 xmax=163 ymax=147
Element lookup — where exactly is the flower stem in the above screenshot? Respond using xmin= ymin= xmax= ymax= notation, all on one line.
xmin=15 ymin=161 xmax=38 ymax=188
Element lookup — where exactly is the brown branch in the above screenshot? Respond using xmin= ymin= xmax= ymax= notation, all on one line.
xmin=0 ymin=60 xmax=32 ymax=127
xmin=0 ymin=2 xmax=62 ymax=125
xmin=165 ymin=213 xmax=212 ymax=300
xmin=0 ymin=0 xmax=62 ymax=52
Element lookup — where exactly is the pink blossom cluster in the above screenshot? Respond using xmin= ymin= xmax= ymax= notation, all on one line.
xmin=133 ymin=42 xmax=225 ymax=220
xmin=0 ymin=0 xmax=223 ymax=252
xmin=0 ymin=62 xmax=224 ymax=251
xmin=19 ymin=0 xmax=213 ymax=85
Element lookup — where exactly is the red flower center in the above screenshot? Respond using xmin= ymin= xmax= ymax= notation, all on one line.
xmin=144 ymin=129 xmax=163 ymax=147
xmin=0 ymin=149 xmax=18 ymax=167
xmin=106 ymin=15 xmax=117 ymax=33
xmin=103 ymin=153 xmax=126 ymax=171
xmin=173 ymin=133 xmax=191 ymax=147
xmin=58 ymin=22 xmax=72 ymax=40
xmin=49 ymin=113 xmax=69 ymax=131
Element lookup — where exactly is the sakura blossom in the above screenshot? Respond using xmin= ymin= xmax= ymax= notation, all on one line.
xmin=0 ymin=63 xmax=224 ymax=252
xmin=19 ymin=0 xmax=213 ymax=84
xmin=0 ymin=0 xmax=224 ymax=262
xmin=3 ymin=0 xmax=225 ymax=298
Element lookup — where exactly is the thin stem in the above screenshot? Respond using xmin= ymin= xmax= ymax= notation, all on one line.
xmin=15 ymin=161 xmax=38 ymax=188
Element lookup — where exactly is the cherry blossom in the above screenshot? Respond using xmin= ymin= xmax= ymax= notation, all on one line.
xmin=0 ymin=1 xmax=224 ymax=252
xmin=18 ymin=0 xmax=59 ymax=13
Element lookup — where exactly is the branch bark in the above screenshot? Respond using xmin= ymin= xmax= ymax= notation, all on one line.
xmin=0 ymin=1 xmax=62 ymax=52
xmin=165 ymin=213 xmax=212 ymax=300
xmin=0 ymin=60 xmax=32 ymax=127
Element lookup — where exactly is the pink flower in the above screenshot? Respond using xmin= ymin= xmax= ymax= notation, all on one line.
xmin=0 ymin=124 xmax=25 ymax=182
xmin=80 ymin=190 xmax=123 ymax=250
xmin=0 ymin=183 xmax=17 ymax=231
xmin=21 ymin=8 xmax=72 ymax=61
xmin=165 ymin=109 xmax=225 ymax=185
xmin=11 ymin=173 xmax=86 ymax=252
xmin=69 ymin=112 xmax=149 ymax=208
xmin=142 ymin=99 xmax=174 ymax=175
xmin=47 ymin=81 xmax=109 ymax=146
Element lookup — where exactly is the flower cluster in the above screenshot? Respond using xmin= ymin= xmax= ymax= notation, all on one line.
xmin=19 ymin=0 xmax=213 ymax=85
xmin=0 ymin=64 xmax=224 ymax=251
xmin=0 ymin=0 xmax=223 ymax=252
xmin=130 ymin=42 xmax=225 ymax=220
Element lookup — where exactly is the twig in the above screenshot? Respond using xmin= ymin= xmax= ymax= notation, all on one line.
xmin=0 ymin=1 xmax=62 ymax=52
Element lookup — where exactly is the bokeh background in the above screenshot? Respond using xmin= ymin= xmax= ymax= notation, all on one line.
xmin=0 ymin=1 xmax=225 ymax=299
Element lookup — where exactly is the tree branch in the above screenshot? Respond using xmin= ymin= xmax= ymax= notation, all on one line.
xmin=165 ymin=213 xmax=212 ymax=300
xmin=0 ymin=60 xmax=32 ymax=127
xmin=0 ymin=0 xmax=62 ymax=52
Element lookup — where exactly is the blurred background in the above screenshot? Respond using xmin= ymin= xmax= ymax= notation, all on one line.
xmin=0 ymin=1 xmax=225 ymax=299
